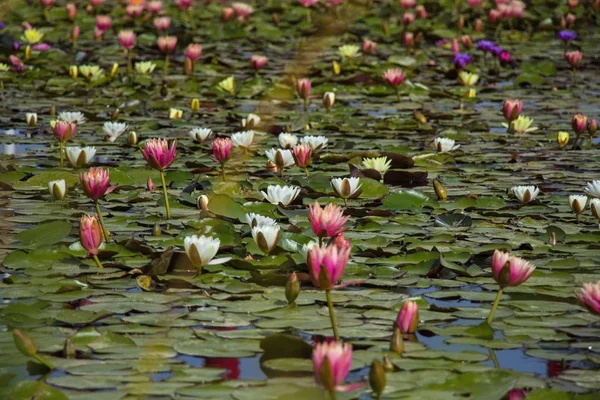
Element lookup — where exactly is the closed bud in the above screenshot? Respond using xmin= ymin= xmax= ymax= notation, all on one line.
xmin=588 ymin=119 xmax=597 ymax=136
xmin=49 ymin=179 xmax=66 ymax=200
xmin=50 ymin=105 xmax=56 ymax=116
xmin=414 ymin=111 xmax=427 ymax=125
xmin=272 ymin=12 xmax=279 ymax=25
xmin=369 ymin=359 xmax=386 ymax=399
xmin=63 ymin=338 xmax=76 ymax=358
xmin=465 ymin=88 xmax=476 ymax=98
xmin=197 ymin=194 xmax=209 ymax=211
xmin=66 ymin=3 xmax=77 ymax=21
xmin=474 ymin=18 xmax=483 ymax=32
xmin=69 ymin=65 xmax=78 ymax=78
xmin=26 ymin=113 xmax=37 ymax=127
xmin=110 ymin=62 xmax=119 ymax=78
xmin=433 ymin=179 xmax=447 ymax=200
xmin=266 ymin=160 xmax=278 ymax=173
xmin=152 ymin=223 xmax=161 ymax=236
xmin=382 ymin=354 xmax=395 ymax=372
xmin=147 ymin=177 xmax=154 ymax=192
xmin=332 ymin=60 xmax=341 ymax=75
xmin=191 ymin=98 xmax=200 ymax=113
xmin=458 ymin=15 xmax=464 ymax=31
xmin=184 ymin=57 xmax=193 ymax=75
xmin=557 ymin=131 xmax=569 ymax=148
xmin=111 ymin=108 xmax=120 ymax=121
xmin=323 ymin=92 xmax=335 ymax=110
xmin=25 ymin=45 xmax=31 ymax=60
xmin=13 ymin=329 xmax=37 ymax=357
xmin=128 ymin=131 xmax=138 ymax=145
xmin=548 ymin=231 xmax=557 ymax=246
xmin=72 ymin=25 xmax=80 ymax=42
xmin=285 ymin=272 xmax=300 ymax=305
xmin=390 ymin=324 xmax=404 ymax=353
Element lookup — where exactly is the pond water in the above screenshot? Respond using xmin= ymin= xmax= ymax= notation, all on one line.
xmin=1 ymin=0 xmax=600 ymax=399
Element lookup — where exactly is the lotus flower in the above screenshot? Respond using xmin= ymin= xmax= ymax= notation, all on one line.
xmin=362 ymin=156 xmax=391 ymax=176
xmin=245 ymin=213 xmax=277 ymax=228
xmin=103 ymin=121 xmax=127 ymax=142
xmin=231 ymin=131 xmax=255 ymax=150
xmin=300 ymin=135 xmax=328 ymax=150
xmin=58 ymin=111 xmax=86 ymax=124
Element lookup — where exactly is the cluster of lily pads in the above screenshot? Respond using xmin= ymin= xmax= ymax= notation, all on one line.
xmin=2 ymin=0 xmax=600 ymax=399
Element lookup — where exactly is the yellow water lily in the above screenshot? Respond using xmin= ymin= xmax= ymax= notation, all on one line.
xmin=0 ymin=63 xmax=9 ymax=72
xmin=169 ymin=108 xmax=183 ymax=119
xmin=557 ymin=131 xmax=569 ymax=148
xmin=362 ymin=156 xmax=392 ymax=175
xmin=217 ymin=76 xmax=235 ymax=95
xmin=22 ymin=29 xmax=43 ymax=44
xmin=79 ymin=65 xmax=105 ymax=81
xmin=338 ymin=44 xmax=360 ymax=59
xmin=135 ymin=61 xmax=156 ymax=75
xmin=509 ymin=115 xmax=538 ymax=134
xmin=458 ymin=71 xmax=479 ymax=87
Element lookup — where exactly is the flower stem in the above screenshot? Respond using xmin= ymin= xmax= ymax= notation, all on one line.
xmin=159 ymin=170 xmax=171 ymax=219
xmin=325 ymin=289 xmax=340 ymax=341
xmin=303 ymin=98 xmax=308 ymax=112
xmin=164 ymin=53 xmax=169 ymax=76
xmin=304 ymin=167 xmax=309 ymax=177
xmin=306 ymin=9 xmax=311 ymax=24
xmin=94 ymin=200 xmax=110 ymax=242
xmin=344 ymin=198 xmax=348 ymax=208
xmin=59 ymin=141 xmax=64 ymax=168
xmin=394 ymin=87 xmax=400 ymax=101
xmin=486 ymin=287 xmax=503 ymax=325
xmin=92 ymin=254 xmax=104 ymax=269
xmin=573 ymin=69 xmax=577 ymax=86
xmin=127 ymin=50 xmax=133 ymax=75
xmin=221 ymin=162 xmax=226 ymax=182
xmin=34 ymin=354 xmax=54 ymax=370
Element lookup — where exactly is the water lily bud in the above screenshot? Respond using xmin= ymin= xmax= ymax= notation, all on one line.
xmin=548 ymin=231 xmax=557 ymax=246
xmin=127 ymin=131 xmax=138 ymax=145
xmin=69 ymin=65 xmax=78 ymax=79
xmin=572 ymin=113 xmax=588 ymax=134
xmin=369 ymin=359 xmax=386 ymax=399
xmin=433 ymin=179 xmax=447 ymax=200
xmin=332 ymin=60 xmax=341 ymax=75
xmin=26 ymin=113 xmax=37 ymax=127
xmin=588 ymin=119 xmax=597 ymax=136
xmin=389 ymin=324 xmax=404 ymax=353
xmin=272 ymin=12 xmax=279 ymax=25
xmin=197 ymin=194 xmax=209 ymax=211
xmin=66 ymin=3 xmax=77 ymax=21
xmin=147 ymin=177 xmax=154 ymax=192
xmin=110 ymin=62 xmax=119 ymax=78
xmin=557 ymin=131 xmax=569 ymax=148
xmin=63 ymin=338 xmax=76 ymax=358
xmin=382 ymin=354 xmax=394 ymax=372
xmin=25 ymin=45 xmax=31 ymax=60
xmin=152 ymin=223 xmax=161 ymax=236
xmin=323 ymin=92 xmax=335 ymax=110
xmin=13 ymin=329 xmax=37 ymax=357
xmin=458 ymin=14 xmax=464 ymax=31
xmin=266 ymin=160 xmax=278 ymax=173
xmin=414 ymin=111 xmax=427 ymax=125
xmin=569 ymin=195 xmax=587 ymax=215
xmin=474 ymin=18 xmax=483 ymax=32
xmin=49 ymin=179 xmax=66 ymax=200
xmin=285 ymin=272 xmax=300 ymax=305
xmin=191 ymin=98 xmax=200 ymax=113
xmin=319 ymin=356 xmax=336 ymax=394
xmin=72 ymin=25 xmax=80 ymax=42
xmin=111 ymin=108 xmax=120 ymax=121
xmin=50 ymin=105 xmax=56 ymax=117
xmin=243 ymin=113 xmax=261 ymax=129
xmin=252 ymin=225 xmax=280 ymax=255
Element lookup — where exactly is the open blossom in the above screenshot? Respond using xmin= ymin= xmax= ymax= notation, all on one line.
xmin=309 ymin=202 xmax=349 ymax=238
xmin=266 ymin=148 xmax=295 ymax=169
xmin=175 ymin=0 xmax=193 ymax=10
xmin=331 ymin=177 xmax=361 ymax=199
xmin=312 ymin=341 xmax=353 ymax=393
xmin=66 ymin=146 xmax=96 ymax=167
xmin=147 ymin=1 xmax=163 ymax=13
xmin=79 ymin=215 xmax=103 ymax=256
xmin=141 ymin=138 xmax=177 ymax=171
xmin=231 ymin=131 xmax=255 ymax=150
xmin=157 ymin=36 xmax=177 ymax=53
xmin=585 ymin=180 xmax=600 ymax=198
xmin=252 ymin=224 xmax=280 ymax=254
xmin=300 ymin=135 xmax=328 ymax=150
xmin=434 ymin=137 xmax=460 ymax=153
xmin=184 ymin=235 xmax=230 ymax=267
xmin=577 ymin=281 xmax=600 ymax=315
xmin=52 ymin=121 xmax=77 ymax=142
xmin=278 ymin=133 xmax=298 ymax=149
xmin=491 ymin=250 xmax=536 ymax=288
xmin=103 ymin=121 xmax=127 ymax=142
xmin=453 ymin=53 xmax=472 ymax=69
xmin=80 ymin=167 xmax=110 ymax=200
xmin=383 ymin=68 xmax=405 ymax=87
xmin=117 ymin=30 xmax=135 ymax=50
xmin=58 ymin=111 xmax=86 ymax=124
xmin=189 ymin=128 xmax=213 ymax=143
xmin=396 ymin=301 xmax=419 ymax=334
xmin=250 ymin=55 xmax=267 ymax=70
xmin=185 ymin=43 xmax=202 ymax=60
xmin=511 ymin=185 xmax=539 ymax=204
xmin=154 ymin=17 xmax=171 ymax=31
xmin=212 ymin=137 xmax=233 ymax=163
xmin=362 ymin=156 xmax=391 ymax=175
xmin=308 ymin=241 xmax=351 ymax=290
xmin=245 ymin=213 xmax=277 ymax=228
xmin=297 ymin=78 xmax=311 ymax=100
xmin=261 ymin=185 xmax=300 ymax=206
xmin=558 ymin=30 xmax=577 ymax=41
xmin=232 ymin=2 xmax=254 ymax=21
xmin=362 ymin=38 xmax=376 ymax=54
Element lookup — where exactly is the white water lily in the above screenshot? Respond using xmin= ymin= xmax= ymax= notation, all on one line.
xmin=590 ymin=198 xmax=600 ymax=220
xmin=362 ymin=156 xmax=391 ymax=175
xmin=569 ymin=195 xmax=588 ymax=214
xmin=434 ymin=137 xmax=460 ymax=153
xmin=278 ymin=133 xmax=298 ymax=149
xmin=245 ymin=213 xmax=277 ymax=227
xmin=261 ymin=185 xmax=301 ymax=206
xmin=58 ymin=111 xmax=86 ymax=124
xmin=252 ymin=225 xmax=280 ymax=254
xmin=135 ymin=61 xmax=156 ymax=75
xmin=184 ymin=235 xmax=230 ymax=268
xmin=300 ymin=135 xmax=328 ymax=151
xmin=66 ymin=146 xmax=96 ymax=167
xmin=511 ymin=185 xmax=539 ymax=204
xmin=242 ymin=113 xmax=261 ymax=129
xmin=48 ymin=179 xmax=66 ymax=200
xmin=231 ymin=130 xmax=255 ymax=149
xmin=189 ymin=128 xmax=213 ymax=143
xmin=331 ymin=177 xmax=361 ymax=199
xmin=103 ymin=121 xmax=128 ymax=142
xmin=265 ymin=148 xmax=295 ymax=168
xmin=585 ymin=180 xmax=600 ymax=198
xmin=25 ymin=113 xmax=37 ymax=127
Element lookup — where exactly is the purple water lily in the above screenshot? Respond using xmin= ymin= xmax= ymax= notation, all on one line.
xmin=0 ymin=22 xmax=5 ymax=30
xmin=453 ymin=53 xmax=472 ymax=69
xmin=558 ymin=30 xmax=577 ymax=41
xmin=490 ymin=45 xmax=504 ymax=56
xmin=476 ymin=40 xmax=495 ymax=53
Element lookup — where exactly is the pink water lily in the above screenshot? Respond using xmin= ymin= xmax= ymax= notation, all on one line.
xmin=396 ymin=300 xmax=419 ymax=334
xmin=141 ymin=138 xmax=177 ymax=171
xmin=307 ymin=242 xmax=351 ymax=290
xmin=80 ymin=167 xmax=110 ymax=201
xmin=491 ymin=250 xmax=535 ymax=288
xmin=313 ymin=341 xmax=363 ymax=393
xmin=577 ymin=281 xmax=600 ymax=315
xmin=309 ymin=202 xmax=349 ymax=238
